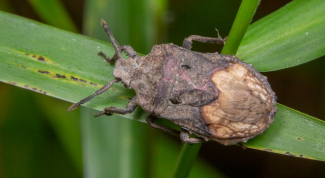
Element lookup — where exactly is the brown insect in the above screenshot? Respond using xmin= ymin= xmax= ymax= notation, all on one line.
xmin=69 ymin=19 xmax=277 ymax=145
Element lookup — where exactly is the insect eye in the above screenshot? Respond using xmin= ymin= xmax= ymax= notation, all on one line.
xmin=181 ymin=65 xmax=191 ymax=69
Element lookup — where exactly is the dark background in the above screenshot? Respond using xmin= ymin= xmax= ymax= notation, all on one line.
xmin=1 ymin=0 xmax=325 ymax=177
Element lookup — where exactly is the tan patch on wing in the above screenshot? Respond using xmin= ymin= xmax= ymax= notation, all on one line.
xmin=201 ymin=63 xmax=274 ymax=144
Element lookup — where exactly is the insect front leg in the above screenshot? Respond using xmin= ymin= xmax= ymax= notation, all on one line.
xmin=98 ymin=45 xmax=139 ymax=64
xmin=94 ymin=97 xmax=138 ymax=117
xmin=180 ymin=129 xmax=205 ymax=144
xmin=68 ymin=79 xmax=120 ymax=111
xmin=182 ymin=35 xmax=227 ymax=50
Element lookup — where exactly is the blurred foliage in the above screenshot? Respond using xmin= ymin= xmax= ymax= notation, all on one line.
xmin=27 ymin=0 xmax=78 ymax=32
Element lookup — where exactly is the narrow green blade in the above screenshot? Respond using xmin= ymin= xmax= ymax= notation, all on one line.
xmin=237 ymin=0 xmax=325 ymax=72
xmin=0 ymin=11 xmax=141 ymax=121
xmin=245 ymin=104 xmax=325 ymax=161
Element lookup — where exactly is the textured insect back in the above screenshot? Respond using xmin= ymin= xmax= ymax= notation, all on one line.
xmin=200 ymin=54 xmax=277 ymax=145
xmin=131 ymin=44 xmax=173 ymax=115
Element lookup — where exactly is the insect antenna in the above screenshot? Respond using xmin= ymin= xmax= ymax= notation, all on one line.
xmin=101 ymin=19 xmax=123 ymax=59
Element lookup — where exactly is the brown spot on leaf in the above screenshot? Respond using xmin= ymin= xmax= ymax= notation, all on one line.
xmin=25 ymin=53 xmax=29 ymax=56
xmin=71 ymin=76 xmax=78 ymax=81
xmin=56 ymin=74 xmax=66 ymax=79
xmin=79 ymin=79 xmax=87 ymax=83
xmin=24 ymin=85 xmax=29 ymax=88
xmin=90 ymin=82 xmax=97 ymax=86
xmin=298 ymin=137 xmax=302 ymax=140
xmin=38 ymin=70 xmax=50 ymax=74
xmin=38 ymin=56 xmax=45 ymax=61
xmin=32 ymin=88 xmax=37 ymax=90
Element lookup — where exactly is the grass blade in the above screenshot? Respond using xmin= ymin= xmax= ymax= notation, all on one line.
xmin=221 ymin=0 xmax=260 ymax=55
xmin=0 ymin=11 xmax=141 ymax=120
xmin=237 ymin=0 xmax=325 ymax=71
xmin=244 ymin=104 xmax=325 ymax=161
xmin=172 ymin=143 xmax=202 ymax=178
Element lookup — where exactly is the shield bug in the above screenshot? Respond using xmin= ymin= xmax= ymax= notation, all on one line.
xmin=69 ymin=19 xmax=277 ymax=145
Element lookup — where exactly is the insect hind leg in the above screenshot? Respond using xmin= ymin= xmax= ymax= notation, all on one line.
xmin=180 ymin=129 xmax=205 ymax=144
xmin=182 ymin=34 xmax=227 ymax=50
xmin=94 ymin=97 xmax=138 ymax=117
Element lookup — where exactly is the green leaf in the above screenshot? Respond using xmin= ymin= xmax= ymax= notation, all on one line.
xmin=244 ymin=104 xmax=325 ymax=161
xmin=237 ymin=0 xmax=325 ymax=72
xmin=221 ymin=0 xmax=260 ymax=55
xmin=0 ymin=11 xmax=140 ymax=121
xmin=172 ymin=143 xmax=202 ymax=178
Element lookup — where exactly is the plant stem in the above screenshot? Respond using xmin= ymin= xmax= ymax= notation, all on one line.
xmin=221 ymin=0 xmax=260 ymax=55
xmin=172 ymin=143 xmax=202 ymax=178
xmin=172 ymin=1 xmax=260 ymax=177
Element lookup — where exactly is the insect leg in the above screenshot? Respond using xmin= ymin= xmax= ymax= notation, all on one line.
xmin=94 ymin=97 xmax=137 ymax=117
xmin=97 ymin=51 xmax=115 ymax=64
xmin=180 ymin=129 xmax=205 ymax=144
xmin=120 ymin=45 xmax=138 ymax=58
xmin=68 ymin=79 xmax=120 ymax=111
xmin=146 ymin=116 xmax=180 ymax=137
xmin=98 ymin=45 xmax=138 ymax=64
xmin=182 ymin=35 xmax=227 ymax=50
